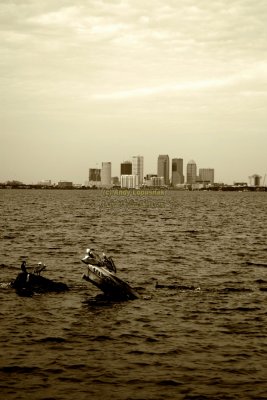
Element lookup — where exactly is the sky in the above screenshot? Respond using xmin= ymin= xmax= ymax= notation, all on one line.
xmin=1 ymin=0 xmax=267 ymax=184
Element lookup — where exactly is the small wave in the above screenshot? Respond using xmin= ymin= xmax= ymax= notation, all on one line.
xmin=66 ymin=364 xmax=87 ymax=370
xmin=157 ymin=379 xmax=182 ymax=386
xmin=2 ymin=235 xmax=17 ymax=240
xmin=92 ymin=335 xmax=114 ymax=342
xmin=58 ymin=376 xmax=81 ymax=383
xmin=234 ymin=307 xmax=261 ymax=312
xmin=245 ymin=261 xmax=267 ymax=267
xmin=255 ymin=279 xmax=267 ymax=284
xmin=145 ymin=337 xmax=158 ymax=343
xmin=219 ymin=287 xmax=253 ymax=293
xmin=39 ymin=337 xmax=66 ymax=343
xmin=44 ymin=368 xmax=64 ymax=374
xmin=1 ymin=366 xmax=41 ymax=374
xmin=155 ymin=281 xmax=199 ymax=291
xmin=128 ymin=350 xmax=146 ymax=355
xmin=84 ymin=294 xmax=128 ymax=306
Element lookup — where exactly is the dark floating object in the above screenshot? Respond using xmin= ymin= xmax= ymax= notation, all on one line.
xmin=11 ymin=261 xmax=68 ymax=296
xmin=81 ymin=249 xmax=139 ymax=301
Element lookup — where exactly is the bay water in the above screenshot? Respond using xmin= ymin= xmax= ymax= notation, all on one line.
xmin=0 ymin=189 xmax=266 ymax=399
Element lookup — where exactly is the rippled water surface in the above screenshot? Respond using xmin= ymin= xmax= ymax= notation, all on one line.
xmin=0 ymin=189 xmax=267 ymax=400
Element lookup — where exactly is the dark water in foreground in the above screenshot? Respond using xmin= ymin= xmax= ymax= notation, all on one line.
xmin=0 ymin=189 xmax=267 ymax=400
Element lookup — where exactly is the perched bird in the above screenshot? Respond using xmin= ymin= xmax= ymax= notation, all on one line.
xmin=33 ymin=262 xmax=46 ymax=276
xmin=21 ymin=261 xmax=27 ymax=273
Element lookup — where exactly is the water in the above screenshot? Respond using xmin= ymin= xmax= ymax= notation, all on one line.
xmin=0 ymin=189 xmax=267 ymax=400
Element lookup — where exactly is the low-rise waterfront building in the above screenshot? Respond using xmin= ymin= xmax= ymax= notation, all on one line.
xmin=57 ymin=181 xmax=73 ymax=188
xmin=120 ymin=175 xmax=139 ymax=189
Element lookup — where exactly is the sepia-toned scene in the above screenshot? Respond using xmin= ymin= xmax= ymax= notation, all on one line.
xmin=1 ymin=1 xmax=267 ymax=399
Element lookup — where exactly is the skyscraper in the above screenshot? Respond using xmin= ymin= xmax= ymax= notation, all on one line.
xmin=121 ymin=161 xmax=132 ymax=175
xmin=186 ymin=160 xmax=197 ymax=184
xmin=89 ymin=168 xmax=101 ymax=182
xmin=101 ymin=162 xmax=112 ymax=187
xmin=157 ymin=155 xmax=170 ymax=185
xmin=132 ymin=156 xmax=144 ymax=187
xmin=199 ymin=168 xmax=214 ymax=184
xmin=172 ymin=158 xmax=184 ymax=186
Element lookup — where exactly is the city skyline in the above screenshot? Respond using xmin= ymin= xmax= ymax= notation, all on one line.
xmin=89 ymin=155 xmax=214 ymax=188
xmin=1 ymin=1 xmax=266 ymax=185
xmin=1 ymin=152 xmax=265 ymax=186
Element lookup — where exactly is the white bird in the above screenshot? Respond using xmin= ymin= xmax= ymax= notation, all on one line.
xmin=33 ymin=262 xmax=46 ymax=275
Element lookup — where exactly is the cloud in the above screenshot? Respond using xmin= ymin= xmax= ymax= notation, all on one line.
xmin=1 ymin=1 xmax=267 ymax=103
xmin=91 ymin=62 xmax=267 ymax=100
xmin=28 ymin=6 xmax=78 ymax=26
xmin=1 ymin=0 xmax=267 ymax=184
xmin=92 ymin=77 xmax=236 ymax=100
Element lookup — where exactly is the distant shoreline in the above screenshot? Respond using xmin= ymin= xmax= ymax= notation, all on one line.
xmin=0 ymin=184 xmax=266 ymax=192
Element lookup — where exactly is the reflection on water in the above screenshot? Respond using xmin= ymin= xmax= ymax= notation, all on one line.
xmin=0 ymin=189 xmax=267 ymax=399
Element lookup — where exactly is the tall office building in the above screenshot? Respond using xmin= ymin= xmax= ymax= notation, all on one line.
xmin=101 ymin=162 xmax=112 ymax=187
xmin=132 ymin=156 xmax=144 ymax=187
xmin=172 ymin=158 xmax=184 ymax=186
xmin=199 ymin=168 xmax=214 ymax=184
xmin=121 ymin=161 xmax=132 ymax=175
xmin=87 ymin=168 xmax=101 ymax=187
xmin=89 ymin=168 xmax=101 ymax=182
xmin=186 ymin=160 xmax=197 ymax=184
xmin=157 ymin=155 xmax=170 ymax=185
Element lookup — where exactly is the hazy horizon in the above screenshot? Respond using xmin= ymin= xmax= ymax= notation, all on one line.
xmin=1 ymin=0 xmax=267 ymax=185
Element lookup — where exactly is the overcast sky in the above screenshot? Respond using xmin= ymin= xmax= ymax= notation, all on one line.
xmin=1 ymin=0 xmax=267 ymax=184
